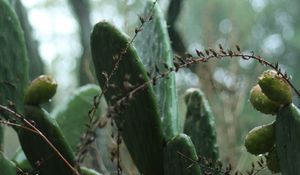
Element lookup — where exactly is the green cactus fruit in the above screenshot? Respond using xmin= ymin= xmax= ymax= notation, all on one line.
xmin=0 ymin=152 xmax=17 ymax=175
xmin=24 ymin=75 xmax=57 ymax=105
xmin=18 ymin=105 xmax=76 ymax=175
xmin=244 ymin=122 xmax=275 ymax=155
xmin=51 ymin=84 xmax=102 ymax=151
xmin=266 ymin=148 xmax=281 ymax=173
xmin=249 ymin=84 xmax=280 ymax=115
xmin=258 ymin=69 xmax=292 ymax=105
xmin=0 ymin=0 xmax=28 ymax=117
xmin=91 ymin=21 xmax=164 ymax=175
xmin=80 ymin=167 xmax=103 ymax=175
xmin=276 ymin=103 xmax=300 ymax=174
xmin=183 ymin=88 xmax=219 ymax=163
xmin=12 ymin=148 xmax=32 ymax=171
xmin=164 ymin=133 xmax=202 ymax=175
xmin=134 ymin=2 xmax=179 ymax=139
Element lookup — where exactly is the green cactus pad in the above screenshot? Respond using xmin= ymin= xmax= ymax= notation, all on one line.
xmin=0 ymin=152 xmax=17 ymax=175
xmin=258 ymin=70 xmax=292 ymax=105
xmin=0 ymin=0 xmax=28 ymax=116
xmin=80 ymin=167 xmax=103 ymax=175
xmin=0 ymin=127 xmax=3 ymax=151
xmin=164 ymin=133 xmax=202 ymax=175
xmin=276 ymin=103 xmax=300 ymax=174
xmin=249 ymin=84 xmax=280 ymax=115
xmin=244 ymin=122 xmax=275 ymax=155
xmin=91 ymin=21 xmax=164 ymax=175
xmin=134 ymin=2 xmax=179 ymax=139
xmin=266 ymin=148 xmax=281 ymax=173
xmin=24 ymin=75 xmax=57 ymax=105
xmin=18 ymin=105 xmax=76 ymax=175
xmin=12 ymin=148 xmax=32 ymax=171
xmin=51 ymin=84 xmax=102 ymax=151
xmin=183 ymin=88 xmax=219 ymax=162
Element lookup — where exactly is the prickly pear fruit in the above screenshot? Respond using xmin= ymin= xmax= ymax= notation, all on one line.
xmin=266 ymin=148 xmax=281 ymax=173
xmin=249 ymin=84 xmax=280 ymax=115
xmin=244 ymin=122 xmax=275 ymax=155
xmin=258 ymin=70 xmax=292 ymax=105
xmin=24 ymin=75 xmax=57 ymax=105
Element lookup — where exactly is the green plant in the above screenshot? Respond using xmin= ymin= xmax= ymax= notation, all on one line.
xmin=2 ymin=0 xmax=300 ymax=175
xmin=246 ymin=69 xmax=300 ymax=174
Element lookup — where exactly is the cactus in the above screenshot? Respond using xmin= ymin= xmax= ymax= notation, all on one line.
xmin=164 ymin=133 xmax=202 ymax=175
xmin=134 ymin=1 xmax=179 ymax=139
xmin=183 ymin=88 xmax=219 ymax=162
xmin=91 ymin=21 xmax=164 ymax=175
xmin=0 ymin=152 xmax=17 ymax=175
xmin=276 ymin=103 xmax=300 ymax=174
xmin=18 ymin=105 xmax=76 ymax=175
xmin=51 ymin=84 xmax=102 ymax=151
xmin=12 ymin=148 xmax=32 ymax=171
xmin=0 ymin=0 xmax=28 ymax=116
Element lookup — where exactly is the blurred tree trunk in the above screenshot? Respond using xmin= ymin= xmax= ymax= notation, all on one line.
xmin=68 ymin=0 xmax=95 ymax=85
xmin=10 ymin=0 xmax=44 ymax=80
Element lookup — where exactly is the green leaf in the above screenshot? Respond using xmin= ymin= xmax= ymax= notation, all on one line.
xmin=134 ymin=2 xmax=179 ymax=139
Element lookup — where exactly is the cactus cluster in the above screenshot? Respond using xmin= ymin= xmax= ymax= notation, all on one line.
xmin=246 ymin=69 xmax=300 ymax=174
xmin=0 ymin=1 xmax=220 ymax=175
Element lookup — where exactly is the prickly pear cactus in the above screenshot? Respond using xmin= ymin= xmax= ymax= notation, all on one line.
xmin=276 ymin=103 xmax=300 ymax=174
xmin=164 ymin=133 xmax=202 ymax=175
xmin=51 ymin=84 xmax=102 ymax=151
xmin=91 ymin=21 xmax=164 ymax=175
xmin=0 ymin=0 xmax=28 ymax=116
xmin=18 ymin=105 xmax=76 ymax=175
xmin=183 ymin=88 xmax=219 ymax=162
xmin=0 ymin=152 xmax=17 ymax=175
xmin=134 ymin=1 xmax=179 ymax=139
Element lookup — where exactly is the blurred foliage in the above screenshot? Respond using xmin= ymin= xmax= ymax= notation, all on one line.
xmin=3 ymin=0 xmax=300 ymax=174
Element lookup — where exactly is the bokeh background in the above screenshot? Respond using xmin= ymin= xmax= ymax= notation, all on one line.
xmin=4 ymin=0 xmax=300 ymax=174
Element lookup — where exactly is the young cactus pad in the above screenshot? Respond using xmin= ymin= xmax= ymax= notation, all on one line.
xmin=244 ymin=122 xmax=275 ymax=155
xmin=276 ymin=103 xmax=300 ymax=174
xmin=134 ymin=1 xmax=179 ymax=139
xmin=183 ymin=88 xmax=219 ymax=162
xmin=258 ymin=69 xmax=292 ymax=105
xmin=91 ymin=21 xmax=164 ymax=175
xmin=249 ymin=84 xmax=280 ymax=115
xmin=0 ymin=152 xmax=17 ymax=175
xmin=51 ymin=84 xmax=102 ymax=151
xmin=24 ymin=75 xmax=57 ymax=105
xmin=18 ymin=105 xmax=76 ymax=175
xmin=0 ymin=0 xmax=28 ymax=116
xmin=164 ymin=133 xmax=202 ymax=175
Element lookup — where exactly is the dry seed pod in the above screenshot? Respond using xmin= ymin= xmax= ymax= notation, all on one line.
xmin=24 ymin=75 xmax=57 ymax=105
xmin=266 ymin=148 xmax=281 ymax=173
xmin=258 ymin=69 xmax=292 ymax=105
xmin=250 ymin=85 xmax=280 ymax=115
xmin=244 ymin=122 xmax=275 ymax=155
